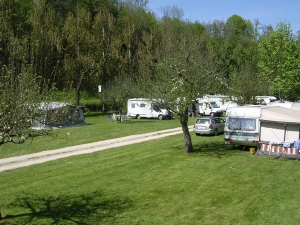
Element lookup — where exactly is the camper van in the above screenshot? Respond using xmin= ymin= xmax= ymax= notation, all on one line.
xmin=199 ymin=95 xmax=238 ymax=111
xmin=194 ymin=100 xmax=224 ymax=117
xmin=127 ymin=98 xmax=170 ymax=120
xmin=256 ymin=96 xmax=277 ymax=105
xmin=224 ymin=106 xmax=265 ymax=147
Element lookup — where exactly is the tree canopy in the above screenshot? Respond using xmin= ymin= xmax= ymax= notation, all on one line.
xmin=1 ymin=0 xmax=300 ymax=148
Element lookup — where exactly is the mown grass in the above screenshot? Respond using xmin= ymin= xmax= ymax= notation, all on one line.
xmin=1 ymin=115 xmax=300 ymax=224
xmin=0 ymin=113 xmax=193 ymax=158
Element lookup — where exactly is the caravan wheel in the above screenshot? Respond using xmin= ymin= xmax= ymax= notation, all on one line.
xmin=158 ymin=114 xmax=163 ymax=120
xmin=136 ymin=114 xmax=141 ymax=119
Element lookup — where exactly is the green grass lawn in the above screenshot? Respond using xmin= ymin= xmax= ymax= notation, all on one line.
xmin=0 ymin=114 xmax=300 ymax=224
xmin=0 ymin=113 xmax=194 ymax=158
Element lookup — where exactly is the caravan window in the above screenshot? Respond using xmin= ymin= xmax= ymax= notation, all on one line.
xmin=131 ymin=103 xmax=135 ymax=108
xmin=228 ymin=118 xmax=256 ymax=131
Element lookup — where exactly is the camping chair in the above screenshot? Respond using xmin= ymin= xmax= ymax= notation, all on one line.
xmin=275 ymin=142 xmax=289 ymax=159
xmin=257 ymin=141 xmax=270 ymax=155
xmin=108 ymin=115 xmax=112 ymax=121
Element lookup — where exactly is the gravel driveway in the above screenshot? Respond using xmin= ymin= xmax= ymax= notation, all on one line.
xmin=0 ymin=126 xmax=193 ymax=172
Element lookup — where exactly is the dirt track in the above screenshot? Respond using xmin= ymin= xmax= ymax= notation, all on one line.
xmin=0 ymin=126 xmax=193 ymax=172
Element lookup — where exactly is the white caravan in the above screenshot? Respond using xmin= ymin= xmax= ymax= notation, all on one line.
xmin=224 ymin=106 xmax=267 ymax=147
xmin=127 ymin=98 xmax=170 ymax=120
xmin=194 ymin=100 xmax=224 ymax=117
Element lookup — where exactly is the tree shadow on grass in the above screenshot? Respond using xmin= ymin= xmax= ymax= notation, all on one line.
xmin=174 ymin=139 xmax=244 ymax=158
xmin=2 ymin=190 xmax=133 ymax=224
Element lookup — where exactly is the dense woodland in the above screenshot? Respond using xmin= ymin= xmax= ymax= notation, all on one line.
xmin=1 ymin=0 xmax=300 ymax=150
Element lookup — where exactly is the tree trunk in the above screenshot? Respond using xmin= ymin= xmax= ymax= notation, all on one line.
xmin=119 ymin=108 xmax=123 ymax=122
xmin=180 ymin=108 xmax=194 ymax=153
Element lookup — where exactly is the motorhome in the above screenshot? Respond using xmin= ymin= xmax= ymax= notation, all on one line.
xmin=256 ymin=96 xmax=277 ymax=105
xmin=194 ymin=100 xmax=224 ymax=117
xmin=199 ymin=95 xmax=238 ymax=111
xmin=127 ymin=98 xmax=170 ymax=120
xmin=224 ymin=106 xmax=266 ymax=147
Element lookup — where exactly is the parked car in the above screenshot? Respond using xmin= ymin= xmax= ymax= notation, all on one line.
xmin=193 ymin=117 xmax=225 ymax=136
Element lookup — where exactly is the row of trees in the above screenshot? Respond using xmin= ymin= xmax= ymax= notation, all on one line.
xmin=1 ymin=0 xmax=300 ymax=151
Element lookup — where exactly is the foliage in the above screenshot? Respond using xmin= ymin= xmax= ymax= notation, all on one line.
xmin=1 ymin=0 xmax=300 ymax=148
xmin=0 ymin=65 xmax=62 ymax=145
xmin=101 ymin=74 xmax=137 ymax=115
xmin=226 ymin=14 xmax=254 ymax=38
xmin=258 ymin=22 xmax=300 ymax=100
xmin=146 ymin=20 xmax=219 ymax=152
xmin=81 ymin=99 xmax=102 ymax=112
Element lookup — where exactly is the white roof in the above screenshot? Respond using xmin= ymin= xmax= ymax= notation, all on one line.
xmin=260 ymin=106 xmax=300 ymax=124
xmin=226 ymin=106 xmax=266 ymax=118
xmin=38 ymin=102 xmax=68 ymax=110
xmin=37 ymin=102 xmax=83 ymax=110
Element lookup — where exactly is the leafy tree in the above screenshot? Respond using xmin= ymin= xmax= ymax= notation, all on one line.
xmin=226 ymin=14 xmax=254 ymax=38
xmin=205 ymin=20 xmax=233 ymax=94
xmin=0 ymin=64 xmax=61 ymax=145
xmin=230 ymin=61 xmax=268 ymax=104
xmin=101 ymin=74 xmax=139 ymax=117
xmin=258 ymin=22 xmax=300 ymax=100
xmin=92 ymin=6 xmax=117 ymax=110
xmin=0 ymin=0 xmax=32 ymax=67
xmin=62 ymin=7 xmax=95 ymax=105
xmin=27 ymin=0 xmax=62 ymax=85
xmin=205 ymin=17 xmax=267 ymax=102
xmin=148 ymin=23 xmax=218 ymax=153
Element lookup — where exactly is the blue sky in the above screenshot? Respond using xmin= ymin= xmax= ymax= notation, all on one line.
xmin=146 ymin=0 xmax=300 ymax=33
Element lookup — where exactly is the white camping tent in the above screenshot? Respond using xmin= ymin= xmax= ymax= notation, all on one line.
xmin=258 ymin=106 xmax=300 ymax=158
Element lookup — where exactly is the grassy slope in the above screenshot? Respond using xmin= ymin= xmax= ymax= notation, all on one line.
xmin=0 ymin=115 xmax=300 ymax=224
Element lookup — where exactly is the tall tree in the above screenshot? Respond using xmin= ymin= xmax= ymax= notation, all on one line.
xmin=205 ymin=16 xmax=265 ymax=102
xmin=27 ymin=0 xmax=62 ymax=86
xmin=149 ymin=21 xmax=218 ymax=153
xmin=0 ymin=64 xmax=60 ymax=145
xmin=226 ymin=14 xmax=254 ymax=38
xmin=92 ymin=6 xmax=117 ymax=110
xmin=101 ymin=74 xmax=137 ymax=116
xmin=62 ymin=7 xmax=95 ymax=105
xmin=258 ymin=22 xmax=300 ymax=101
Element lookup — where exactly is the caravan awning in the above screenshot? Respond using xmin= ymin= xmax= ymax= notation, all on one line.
xmin=260 ymin=106 xmax=300 ymax=124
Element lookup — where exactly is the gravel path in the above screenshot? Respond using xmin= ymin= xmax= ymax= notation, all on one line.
xmin=0 ymin=126 xmax=193 ymax=172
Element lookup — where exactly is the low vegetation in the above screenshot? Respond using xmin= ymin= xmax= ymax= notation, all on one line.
xmin=0 ymin=115 xmax=300 ymax=224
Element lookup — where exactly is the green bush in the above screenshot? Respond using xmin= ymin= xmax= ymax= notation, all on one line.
xmin=81 ymin=99 xmax=101 ymax=112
